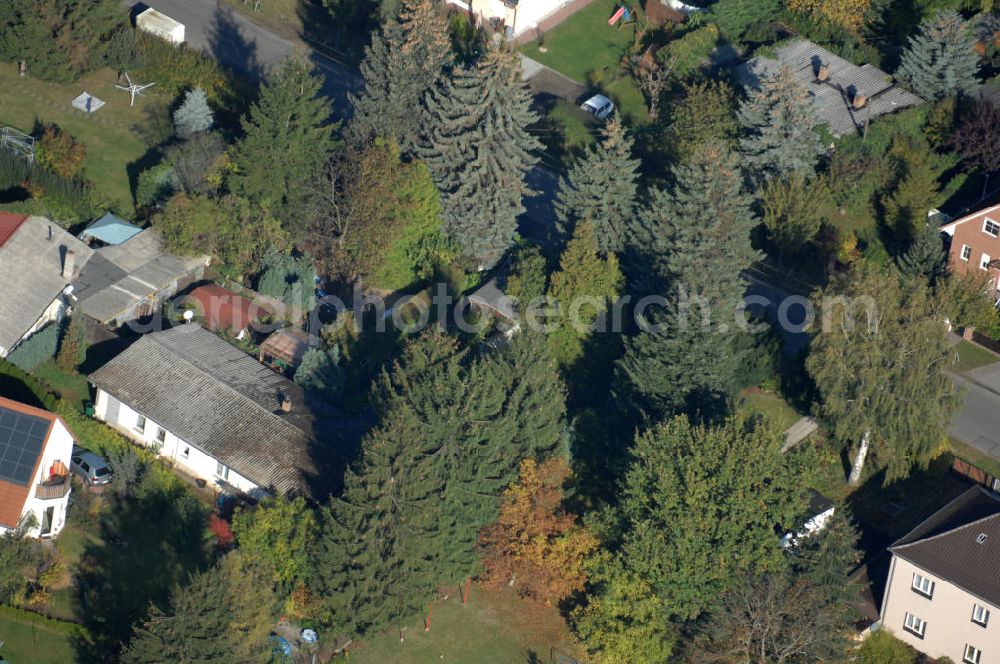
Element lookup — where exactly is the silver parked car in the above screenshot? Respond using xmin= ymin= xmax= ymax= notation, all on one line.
xmin=580 ymin=94 xmax=615 ymax=120
xmin=70 ymin=446 xmax=113 ymax=486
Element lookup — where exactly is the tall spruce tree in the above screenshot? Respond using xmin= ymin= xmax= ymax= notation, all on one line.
xmin=173 ymin=87 xmax=214 ymax=138
xmin=897 ymin=11 xmax=980 ymax=101
xmin=554 ymin=117 xmax=639 ymax=253
xmin=121 ymin=555 xmax=273 ymax=664
xmin=312 ymin=330 xmax=567 ymax=635
xmin=737 ymin=65 xmax=823 ymax=181
xmin=616 ymin=144 xmax=761 ymax=420
xmin=230 ymin=55 xmax=335 ymax=227
xmin=806 ymin=263 xmax=961 ymax=484
xmin=348 ymin=0 xmax=452 ymax=151
xmin=419 ymin=41 xmax=540 ymax=269
xmin=897 ymin=222 xmax=948 ymax=285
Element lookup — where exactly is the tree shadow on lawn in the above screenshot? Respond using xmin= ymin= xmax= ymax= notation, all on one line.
xmin=71 ymin=484 xmax=213 ymax=662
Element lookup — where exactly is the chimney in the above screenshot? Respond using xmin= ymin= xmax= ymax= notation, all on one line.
xmin=280 ymin=394 xmax=292 ymax=413
xmin=62 ymin=249 xmax=75 ymax=279
xmin=852 ymin=92 xmax=868 ymax=109
xmin=816 ymin=64 xmax=829 ymax=82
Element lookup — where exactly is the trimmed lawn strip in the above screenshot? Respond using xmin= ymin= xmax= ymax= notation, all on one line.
xmin=952 ymin=339 xmax=1000 ymax=374
xmin=520 ymin=0 xmax=635 ymax=84
xmin=350 ymin=586 xmax=586 ymax=664
xmin=0 ymin=62 xmax=169 ymax=214
xmin=738 ymin=388 xmax=802 ymax=433
xmin=0 ymin=611 xmax=79 ymax=664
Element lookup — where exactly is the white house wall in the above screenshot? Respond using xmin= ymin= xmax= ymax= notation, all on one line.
xmin=93 ymin=388 xmax=262 ymax=496
xmin=17 ymin=418 xmax=74 ymax=538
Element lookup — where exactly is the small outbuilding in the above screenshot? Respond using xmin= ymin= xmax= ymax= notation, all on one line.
xmin=259 ymin=327 xmax=315 ymax=371
xmin=79 ymin=213 xmax=142 ymax=247
xmin=136 ymin=8 xmax=185 ymax=44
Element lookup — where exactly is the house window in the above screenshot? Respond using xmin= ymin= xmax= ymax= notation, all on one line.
xmin=903 ymin=612 xmax=926 ymax=638
xmin=972 ymin=604 xmax=990 ymax=627
xmin=181 ymin=446 xmax=190 ymax=460
xmin=981 ymin=254 xmax=992 ymax=271
xmin=964 ymin=644 xmax=982 ymax=664
xmin=912 ymin=573 xmax=935 ymax=598
xmin=135 ymin=414 xmax=146 ymax=433
xmin=216 ymin=461 xmax=229 ymax=481
xmin=962 ymin=245 xmax=972 ymax=261
xmin=984 ymin=218 xmax=1000 ymax=237
xmin=156 ymin=428 xmax=166 ymax=444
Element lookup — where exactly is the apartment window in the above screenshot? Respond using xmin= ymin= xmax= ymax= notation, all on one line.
xmin=156 ymin=428 xmax=166 ymax=444
xmin=964 ymin=644 xmax=982 ymax=664
xmin=180 ymin=446 xmax=190 ymax=460
xmin=912 ymin=573 xmax=935 ymax=598
xmin=216 ymin=461 xmax=229 ymax=481
xmin=982 ymin=254 xmax=992 ymax=271
xmin=984 ymin=218 xmax=1000 ymax=237
xmin=134 ymin=414 xmax=146 ymax=433
xmin=903 ymin=612 xmax=927 ymax=639
xmin=972 ymin=603 xmax=990 ymax=627
xmin=962 ymin=244 xmax=972 ymax=261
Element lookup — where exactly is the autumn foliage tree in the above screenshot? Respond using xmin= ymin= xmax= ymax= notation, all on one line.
xmin=479 ymin=458 xmax=597 ymax=604
xmin=36 ymin=125 xmax=86 ymax=178
xmin=786 ymin=0 xmax=874 ymax=32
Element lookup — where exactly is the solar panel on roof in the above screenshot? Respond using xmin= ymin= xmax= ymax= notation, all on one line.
xmin=0 ymin=408 xmax=48 ymax=486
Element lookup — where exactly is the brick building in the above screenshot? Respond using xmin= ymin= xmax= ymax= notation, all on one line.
xmin=942 ymin=203 xmax=1000 ymax=303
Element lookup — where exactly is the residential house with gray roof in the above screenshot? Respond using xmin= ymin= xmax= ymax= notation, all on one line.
xmin=89 ymin=324 xmax=330 ymax=498
xmin=880 ymin=485 xmax=1000 ymax=663
xmin=734 ymin=39 xmax=924 ymax=137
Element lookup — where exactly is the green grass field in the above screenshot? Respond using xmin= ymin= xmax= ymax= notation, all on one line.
xmin=350 ymin=586 xmax=586 ymax=664
xmin=520 ymin=0 xmax=635 ymax=84
xmin=0 ymin=62 xmax=170 ymax=214
xmin=0 ymin=614 xmax=77 ymax=664
xmin=738 ymin=388 xmax=802 ymax=433
xmin=952 ymin=339 xmax=999 ymax=373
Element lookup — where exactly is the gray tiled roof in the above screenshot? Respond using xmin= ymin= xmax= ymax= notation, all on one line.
xmin=89 ymin=325 xmax=322 ymax=495
xmin=0 ymin=216 xmax=93 ymax=353
xmin=734 ymin=40 xmax=924 ymax=137
xmin=890 ymin=486 xmax=1000 ymax=608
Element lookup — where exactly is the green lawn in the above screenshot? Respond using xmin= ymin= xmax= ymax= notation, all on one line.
xmin=603 ymin=76 xmax=648 ymax=125
xmin=29 ymin=361 xmax=91 ymax=413
xmin=520 ymin=0 xmax=636 ymax=84
xmin=350 ymin=586 xmax=586 ymax=664
xmin=952 ymin=339 xmax=999 ymax=373
xmin=0 ymin=62 xmax=170 ymax=214
xmin=0 ymin=614 xmax=77 ymax=664
xmin=738 ymin=388 xmax=802 ymax=433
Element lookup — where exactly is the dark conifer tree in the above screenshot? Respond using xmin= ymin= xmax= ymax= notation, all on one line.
xmin=617 ymin=144 xmax=761 ymax=420
xmin=554 ymin=117 xmax=640 ymax=253
xmin=419 ymin=41 xmax=540 ymax=269
xmin=347 ymin=0 xmax=452 ymax=151
xmin=230 ymin=55 xmax=335 ymax=227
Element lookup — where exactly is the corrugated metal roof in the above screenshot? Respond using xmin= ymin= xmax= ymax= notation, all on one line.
xmin=0 ymin=216 xmax=93 ymax=353
xmin=72 ymin=229 xmax=208 ymax=324
xmin=79 ymin=213 xmax=142 ymax=246
xmin=890 ymin=486 xmax=1000 ymax=608
xmin=734 ymin=40 xmax=924 ymax=137
xmin=88 ymin=325 xmax=324 ymax=496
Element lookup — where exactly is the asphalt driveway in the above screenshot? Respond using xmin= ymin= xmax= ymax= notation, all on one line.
xmin=950 ymin=363 xmax=1000 ymax=460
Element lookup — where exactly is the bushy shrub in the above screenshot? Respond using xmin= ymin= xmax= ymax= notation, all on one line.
xmin=256 ymin=250 xmax=316 ymax=312
xmin=7 ymin=323 xmax=60 ymax=372
xmin=135 ymin=162 xmax=181 ymax=208
xmin=665 ymin=23 xmax=721 ymax=77
xmin=855 ymin=629 xmax=919 ymax=664
xmin=35 ymin=125 xmax=86 ymax=179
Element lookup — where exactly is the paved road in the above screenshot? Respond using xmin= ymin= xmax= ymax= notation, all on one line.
xmin=950 ymin=365 xmax=1000 ymax=460
xmin=129 ymin=0 xmax=360 ymax=113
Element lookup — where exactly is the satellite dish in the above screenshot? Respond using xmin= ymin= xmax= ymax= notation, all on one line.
xmin=183 ymin=310 xmax=194 ymax=323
